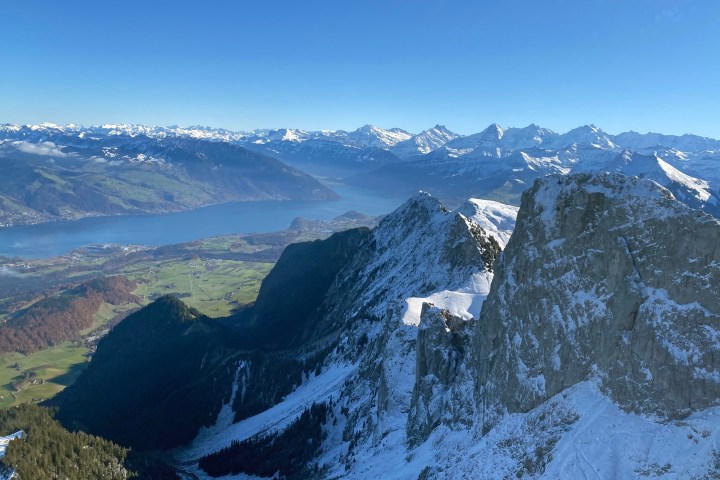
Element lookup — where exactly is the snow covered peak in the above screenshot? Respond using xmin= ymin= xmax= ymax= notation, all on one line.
xmin=481 ymin=123 xmax=504 ymax=139
xmin=321 ymin=190 xmax=502 ymax=325
xmin=345 ymin=124 xmax=413 ymax=148
xmin=391 ymin=191 xmax=445 ymax=218
xmin=607 ymin=150 xmax=716 ymax=208
xmin=553 ymin=124 xmax=617 ymax=149
xmin=481 ymin=170 xmax=720 ymax=423
xmin=500 ymin=123 xmax=559 ymax=149
xmin=444 ymin=123 xmax=505 ymax=153
xmin=390 ymin=125 xmax=461 ymax=158
xmin=458 ymin=198 xmax=519 ymax=248
xmin=251 ymin=128 xmax=307 ymax=143
xmin=34 ymin=121 xmax=65 ymax=131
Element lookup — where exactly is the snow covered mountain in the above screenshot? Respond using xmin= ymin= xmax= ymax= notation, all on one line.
xmin=576 ymin=149 xmax=720 ymax=216
xmin=3 ymin=120 xmax=720 ymax=224
xmin=344 ymin=124 xmax=413 ymax=148
xmin=550 ymin=124 xmax=617 ymax=149
xmin=50 ymin=171 xmax=720 ymax=478
xmin=350 ymin=124 xmax=720 ymax=215
xmin=0 ymin=127 xmax=337 ymax=227
xmin=0 ymin=122 xmax=250 ymax=143
xmin=156 ymin=172 xmax=720 ymax=479
xmin=614 ymin=130 xmax=720 ymax=152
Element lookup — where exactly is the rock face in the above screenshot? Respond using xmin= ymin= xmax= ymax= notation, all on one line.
xmin=172 ymin=174 xmax=720 ymax=479
xmin=314 ymin=192 xmax=501 ymax=456
xmin=408 ymin=305 xmax=476 ymax=446
xmin=478 ymin=173 xmax=720 ymax=421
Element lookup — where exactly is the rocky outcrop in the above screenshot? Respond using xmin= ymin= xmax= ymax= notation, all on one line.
xmin=325 ymin=192 xmax=502 ymax=458
xmin=408 ymin=304 xmax=476 ymax=446
xmin=477 ymin=173 xmax=720 ymax=421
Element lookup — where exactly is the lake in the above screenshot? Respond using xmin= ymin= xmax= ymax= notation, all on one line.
xmin=0 ymin=184 xmax=407 ymax=259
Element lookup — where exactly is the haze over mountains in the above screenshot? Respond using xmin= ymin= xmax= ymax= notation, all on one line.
xmin=2 ymin=121 xmax=719 ymax=228
xmin=0 ymin=124 xmax=338 ymax=227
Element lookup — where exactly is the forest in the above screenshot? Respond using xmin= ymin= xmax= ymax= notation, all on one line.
xmin=198 ymin=402 xmax=330 ymax=479
xmin=0 ymin=403 xmax=128 ymax=479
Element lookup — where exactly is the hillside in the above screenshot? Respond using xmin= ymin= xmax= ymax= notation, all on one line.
xmin=0 ymin=276 xmax=139 ymax=355
xmin=49 ymin=296 xmax=245 ymax=450
xmin=0 ymin=128 xmax=338 ymax=227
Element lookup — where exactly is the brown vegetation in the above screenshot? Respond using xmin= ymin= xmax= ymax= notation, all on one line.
xmin=0 ymin=276 xmax=139 ymax=355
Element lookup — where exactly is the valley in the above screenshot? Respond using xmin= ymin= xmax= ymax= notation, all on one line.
xmin=0 ymin=212 xmax=377 ymax=410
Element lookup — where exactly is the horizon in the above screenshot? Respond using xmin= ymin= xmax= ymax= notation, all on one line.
xmin=2 ymin=0 xmax=719 ymax=138
xmin=4 ymin=120 xmax=719 ymax=140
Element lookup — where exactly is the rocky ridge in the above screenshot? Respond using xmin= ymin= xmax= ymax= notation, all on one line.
xmin=188 ymin=173 xmax=720 ymax=479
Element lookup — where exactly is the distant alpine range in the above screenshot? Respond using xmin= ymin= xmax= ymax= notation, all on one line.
xmin=1 ymin=122 xmax=719 ymax=227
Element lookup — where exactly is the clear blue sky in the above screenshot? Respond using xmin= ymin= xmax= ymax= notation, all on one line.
xmin=1 ymin=0 xmax=718 ymax=137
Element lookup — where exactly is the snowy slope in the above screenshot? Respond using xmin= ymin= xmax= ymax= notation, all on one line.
xmin=0 ymin=431 xmax=23 ymax=480
xmin=610 ymin=150 xmax=716 ymax=203
xmin=458 ymin=198 xmax=519 ymax=247
xmin=177 ymin=191 xmax=506 ymax=477
xmin=181 ymin=363 xmax=358 ymax=462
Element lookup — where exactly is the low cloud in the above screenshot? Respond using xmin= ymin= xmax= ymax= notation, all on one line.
xmin=12 ymin=141 xmax=67 ymax=158
xmin=0 ymin=266 xmax=20 ymax=277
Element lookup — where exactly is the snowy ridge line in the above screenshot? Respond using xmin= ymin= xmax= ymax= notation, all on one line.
xmin=3 ymin=121 xmax=719 ymax=154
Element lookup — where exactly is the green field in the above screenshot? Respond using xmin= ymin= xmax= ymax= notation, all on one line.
xmin=0 ymin=343 xmax=90 ymax=408
xmin=122 ymin=259 xmax=272 ymax=317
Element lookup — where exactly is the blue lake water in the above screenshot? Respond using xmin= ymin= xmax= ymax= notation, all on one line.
xmin=0 ymin=185 xmax=406 ymax=259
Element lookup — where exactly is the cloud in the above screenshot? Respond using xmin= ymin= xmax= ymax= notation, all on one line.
xmin=11 ymin=141 xmax=67 ymax=158
xmin=0 ymin=266 xmax=20 ymax=277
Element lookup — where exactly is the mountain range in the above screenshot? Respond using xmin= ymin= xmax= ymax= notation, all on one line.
xmin=45 ymin=171 xmax=720 ymax=479
xmin=3 ymin=121 xmax=719 ymax=226
xmin=0 ymin=125 xmax=337 ymax=227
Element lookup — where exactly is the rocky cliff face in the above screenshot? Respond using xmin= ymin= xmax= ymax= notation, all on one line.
xmin=477 ymin=173 xmax=720 ymax=422
xmin=175 ymin=173 xmax=720 ymax=479
xmin=408 ymin=305 xmax=477 ymax=446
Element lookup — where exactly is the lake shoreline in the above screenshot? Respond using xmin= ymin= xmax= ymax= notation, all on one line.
xmin=0 ymin=184 xmax=405 ymax=259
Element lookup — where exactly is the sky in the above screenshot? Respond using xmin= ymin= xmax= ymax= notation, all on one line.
xmin=1 ymin=0 xmax=719 ymax=137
